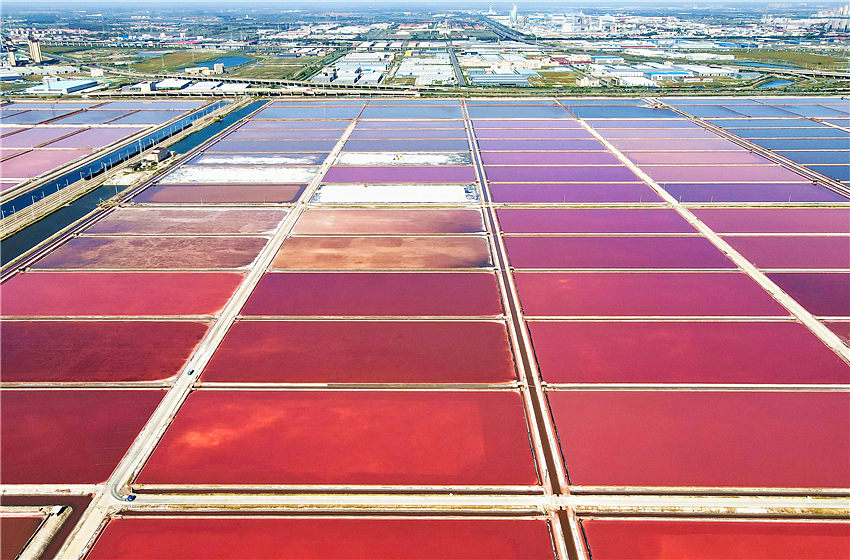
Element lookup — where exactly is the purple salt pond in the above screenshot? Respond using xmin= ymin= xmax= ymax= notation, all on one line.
xmin=44 ymin=127 xmax=145 ymax=149
xmin=662 ymin=183 xmax=847 ymax=203
xmin=474 ymin=129 xmax=594 ymax=140
xmin=54 ymin=110 xmax=134 ymax=125
xmin=350 ymin=129 xmax=468 ymax=140
xmin=481 ymin=152 xmax=620 ymax=165
xmin=225 ymin=129 xmax=344 ymax=141
xmin=595 ymin=128 xmax=722 ymax=139
xmin=343 ymin=140 xmax=470 ymax=152
xmin=488 ymin=184 xmax=662 ymax=203
xmin=472 ymin=120 xmax=581 ymax=129
xmin=323 ymin=166 xmax=476 ymax=184
xmin=209 ymin=139 xmax=339 ymax=153
xmin=693 ymin=208 xmax=850 ymax=234
xmin=355 ymin=120 xmax=465 ymax=129
xmin=643 ymin=165 xmax=806 ymax=183
xmin=1 ymin=127 xmax=86 ymax=149
xmin=240 ymin=121 xmax=350 ymax=130
xmin=624 ymin=151 xmax=772 ymax=165
xmin=2 ymin=149 xmax=92 ymax=179
xmin=485 ymin=165 xmax=639 ymax=183
xmin=609 ymin=139 xmax=744 ymax=151
xmin=477 ymin=139 xmax=603 ymax=151
xmin=497 ymin=208 xmax=694 ymax=233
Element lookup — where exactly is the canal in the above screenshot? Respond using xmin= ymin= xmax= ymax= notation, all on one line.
xmin=1 ymin=99 xmax=268 ymax=268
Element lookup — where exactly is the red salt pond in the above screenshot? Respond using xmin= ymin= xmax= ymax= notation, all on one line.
xmin=203 ymin=320 xmax=516 ymax=384
xmin=514 ymin=272 xmax=787 ymax=317
xmin=132 ymin=184 xmax=305 ymax=204
xmin=86 ymin=208 xmax=286 ymax=235
xmin=505 ymin=236 xmax=733 ymax=269
xmin=693 ymin=208 xmax=850 ymax=234
xmin=497 ymin=208 xmax=693 ymax=233
xmin=1 ymin=390 xmax=164 ymax=484
xmin=1 ymin=514 xmax=44 ymax=560
xmin=272 ymin=236 xmax=491 ymax=269
xmin=1 ymin=495 xmax=92 ymax=560
xmin=86 ymin=517 xmax=557 ymax=560
xmin=548 ymin=390 xmax=850 ymax=488
xmin=726 ymin=236 xmax=850 ymax=269
xmin=33 ymin=236 xmax=268 ymax=270
xmin=242 ymin=272 xmax=503 ymax=317
xmin=293 ymin=208 xmax=484 ymax=234
xmin=826 ymin=321 xmax=850 ymax=343
xmin=768 ymin=272 xmax=850 ymax=316
xmin=135 ymin=390 xmax=538 ymax=486
xmin=581 ymin=518 xmax=850 ymax=560
xmin=1 ymin=321 xmax=208 ymax=383
xmin=529 ymin=321 xmax=849 ymax=384
xmin=1 ymin=272 xmax=243 ymax=316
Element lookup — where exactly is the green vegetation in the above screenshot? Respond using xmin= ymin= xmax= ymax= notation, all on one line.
xmin=48 ymin=47 xmax=251 ymax=74
xmin=42 ymin=45 xmax=98 ymax=55
xmin=388 ymin=76 xmax=417 ymax=85
xmin=408 ymin=30 xmax=444 ymax=40
xmin=129 ymin=51 xmax=246 ymax=73
xmin=230 ymin=54 xmax=333 ymax=80
xmin=530 ymin=70 xmax=578 ymax=87
xmin=457 ymin=29 xmax=498 ymax=40
xmin=362 ymin=27 xmax=398 ymax=40
xmin=729 ymin=49 xmax=849 ymax=70
xmin=0 ymin=82 xmax=33 ymax=93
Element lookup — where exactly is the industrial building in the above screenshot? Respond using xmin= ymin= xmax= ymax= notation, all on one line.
xmin=467 ymin=71 xmax=535 ymax=86
xmin=311 ymin=51 xmax=391 ymax=85
xmin=588 ymin=61 xmax=739 ymax=86
xmin=393 ymin=50 xmax=456 ymax=85
xmin=27 ymin=37 xmax=42 ymax=63
xmin=24 ymin=77 xmax=98 ymax=95
xmin=155 ymin=78 xmax=191 ymax=90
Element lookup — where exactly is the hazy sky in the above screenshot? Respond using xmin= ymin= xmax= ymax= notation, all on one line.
xmin=9 ymin=0 xmax=825 ymax=3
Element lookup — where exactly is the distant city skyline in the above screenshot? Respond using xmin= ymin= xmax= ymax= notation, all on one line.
xmin=9 ymin=0 xmax=850 ymax=4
